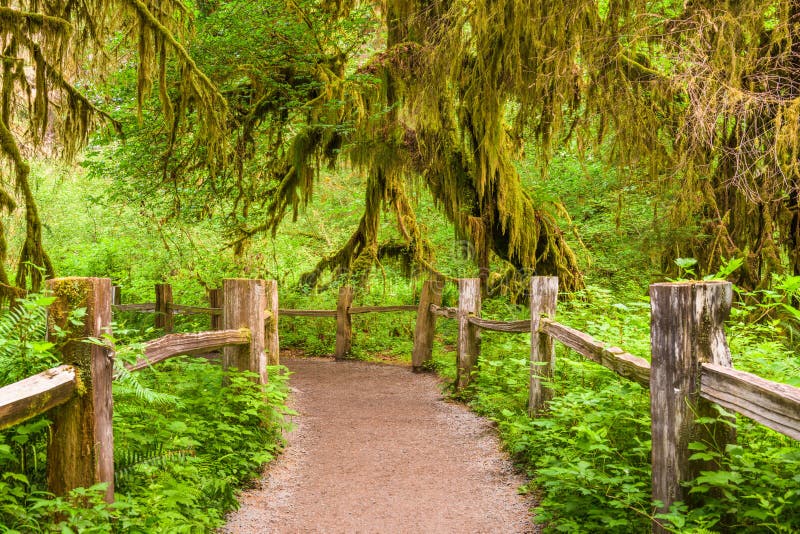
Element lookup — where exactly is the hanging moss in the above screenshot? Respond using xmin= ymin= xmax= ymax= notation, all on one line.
xmin=0 ymin=1 xmax=230 ymax=296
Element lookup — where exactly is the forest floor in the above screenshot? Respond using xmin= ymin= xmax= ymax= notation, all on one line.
xmin=221 ymin=356 xmax=537 ymax=533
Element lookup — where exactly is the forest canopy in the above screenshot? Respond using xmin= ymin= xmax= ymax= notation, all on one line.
xmin=6 ymin=0 xmax=800 ymax=293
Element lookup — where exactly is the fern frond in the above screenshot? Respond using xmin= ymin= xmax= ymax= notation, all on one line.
xmin=113 ymin=359 xmax=179 ymax=407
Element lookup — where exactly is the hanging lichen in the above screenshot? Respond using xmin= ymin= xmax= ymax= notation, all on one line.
xmin=0 ymin=0 xmax=230 ymax=298
xmin=93 ymin=0 xmax=800 ymax=294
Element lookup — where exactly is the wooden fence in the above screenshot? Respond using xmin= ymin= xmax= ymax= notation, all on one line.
xmin=0 ymin=277 xmax=277 ymax=503
xmin=412 ymin=277 xmax=800 ymax=533
xmin=113 ymin=281 xmax=417 ymax=360
xmin=0 ymin=275 xmax=798 ymax=533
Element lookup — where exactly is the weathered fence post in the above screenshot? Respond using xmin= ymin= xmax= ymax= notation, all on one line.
xmin=46 ymin=277 xmax=114 ymax=503
xmin=456 ymin=278 xmax=481 ymax=389
xmin=265 ymin=280 xmax=280 ymax=366
xmin=111 ymin=285 xmax=121 ymax=306
xmin=223 ymin=279 xmax=267 ymax=384
xmin=412 ymin=278 xmax=444 ymax=372
xmin=335 ymin=285 xmax=354 ymax=360
xmin=208 ymin=288 xmax=223 ymax=331
xmin=155 ymin=283 xmax=173 ymax=333
xmin=649 ymin=281 xmax=736 ymax=533
xmin=528 ymin=276 xmax=558 ymax=417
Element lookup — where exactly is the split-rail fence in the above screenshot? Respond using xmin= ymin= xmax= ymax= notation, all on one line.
xmin=0 ymin=275 xmax=797 ymax=533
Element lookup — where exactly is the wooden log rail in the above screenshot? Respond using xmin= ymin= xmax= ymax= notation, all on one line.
xmin=539 ymin=319 xmax=651 ymax=388
xmin=467 ymin=316 xmax=530 ymax=333
xmin=125 ymin=329 xmax=250 ymax=372
xmin=0 ymin=365 xmax=76 ymax=430
xmin=700 ymin=363 xmax=800 ymax=440
xmin=279 ymin=305 xmax=417 ymax=316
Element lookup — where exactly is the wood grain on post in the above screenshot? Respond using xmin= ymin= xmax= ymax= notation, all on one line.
xmin=155 ymin=283 xmax=174 ymax=333
xmin=265 ymin=280 xmax=280 ymax=366
xmin=46 ymin=277 xmax=115 ymax=503
xmin=528 ymin=276 xmax=558 ymax=417
xmin=412 ymin=278 xmax=443 ymax=372
xmin=649 ymin=281 xmax=736 ymax=533
xmin=209 ymin=288 xmax=223 ymax=331
xmin=456 ymin=278 xmax=481 ymax=389
xmin=223 ymin=279 xmax=267 ymax=384
xmin=335 ymin=285 xmax=354 ymax=360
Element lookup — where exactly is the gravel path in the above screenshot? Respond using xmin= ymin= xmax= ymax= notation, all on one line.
xmin=221 ymin=357 xmax=537 ymax=533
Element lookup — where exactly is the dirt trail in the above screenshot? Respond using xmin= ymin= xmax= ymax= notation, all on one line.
xmin=222 ymin=357 xmax=536 ymax=533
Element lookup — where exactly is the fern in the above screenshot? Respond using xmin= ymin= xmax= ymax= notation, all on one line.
xmin=114 ymin=443 xmax=194 ymax=491
xmin=113 ymin=361 xmax=179 ymax=407
xmin=0 ymin=294 xmax=59 ymax=386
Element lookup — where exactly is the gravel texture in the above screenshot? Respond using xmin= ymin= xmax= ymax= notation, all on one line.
xmin=221 ymin=357 xmax=537 ymax=533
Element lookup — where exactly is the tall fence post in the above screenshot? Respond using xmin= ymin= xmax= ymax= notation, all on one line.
xmin=209 ymin=288 xmax=223 ymax=331
xmin=223 ymin=279 xmax=267 ymax=384
xmin=456 ymin=278 xmax=481 ymax=389
xmin=335 ymin=285 xmax=354 ymax=360
xmin=649 ymin=281 xmax=736 ymax=533
xmin=412 ymin=278 xmax=443 ymax=372
xmin=46 ymin=277 xmax=114 ymax=503
xmin=155 ymin=283 xmax=173 ymax=333
xmin=265 ymin=280 xmax=280 ymax=366
xmin=528 ymin=276 xmax=558 ymax=417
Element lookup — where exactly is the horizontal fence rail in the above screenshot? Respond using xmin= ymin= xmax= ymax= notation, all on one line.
xmin=126 ymin=329 xmax=251 ymax=372
xmin=169 ymin=304 xmax=222 ymax=316
xmin=700 ymin=363 xmax=800 ymax=440
xmin=540 ymin=318 xmax=651 ymax=388
xmin=0 ymin=365 xmax=76 ymax=430
xmin=467 ymin=316 xmax=530 ymax=333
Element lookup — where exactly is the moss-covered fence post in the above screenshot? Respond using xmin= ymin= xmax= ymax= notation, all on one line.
xmin=46 ymin=277 xmax=114 ymax=503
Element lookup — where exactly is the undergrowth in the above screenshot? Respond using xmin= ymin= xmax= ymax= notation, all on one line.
xmin=0 ymin=296 xmax=290 ymax=532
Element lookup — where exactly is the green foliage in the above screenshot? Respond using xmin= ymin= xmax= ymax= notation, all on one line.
xmin=0 ymin=293 xmax=58 ymax=386
xmin=111 ymin=360 xmax=290 ymax=532
xmin=280 ymin=274 xmax=417 ymax=361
